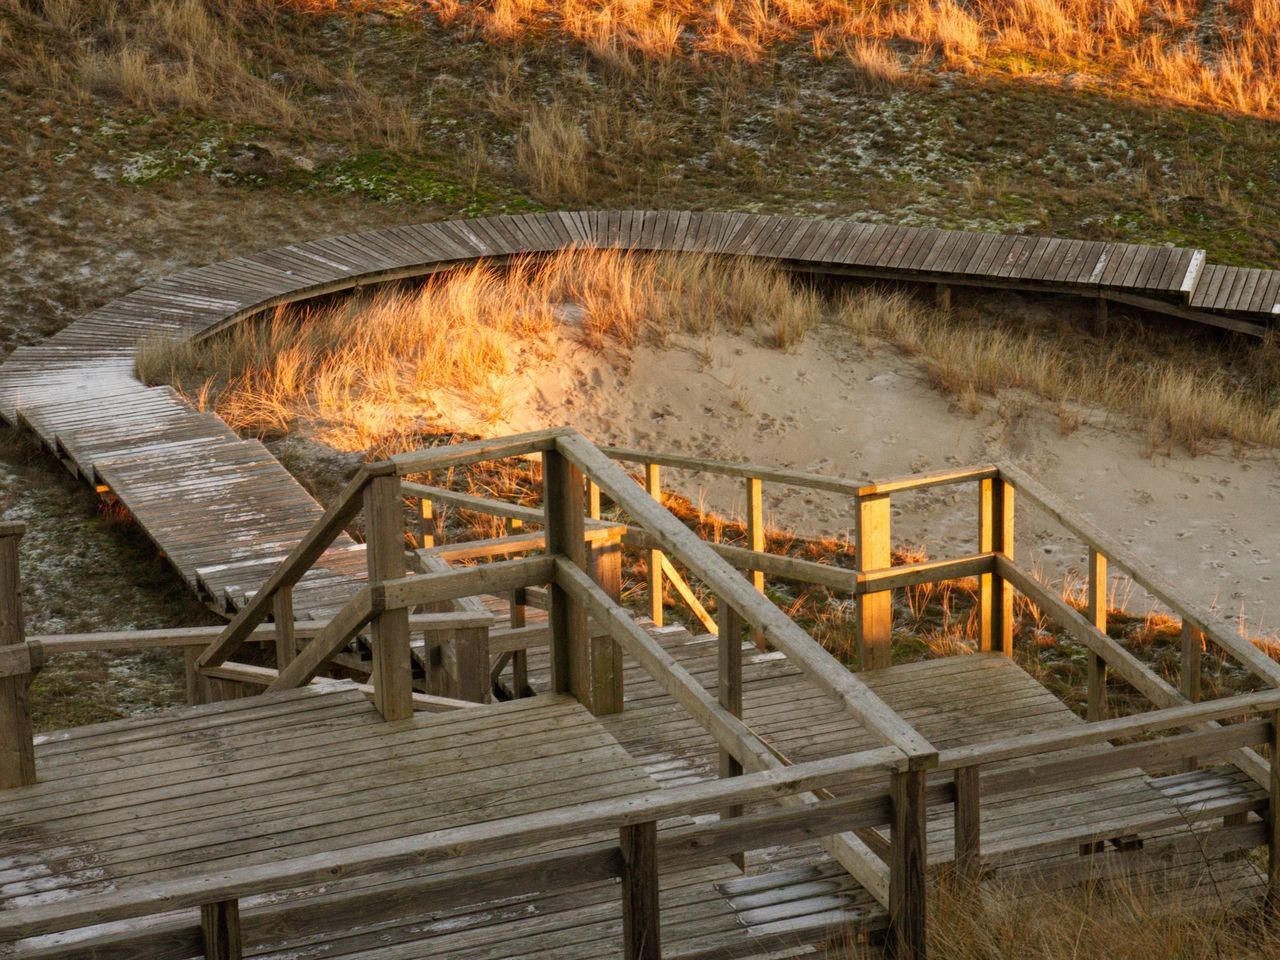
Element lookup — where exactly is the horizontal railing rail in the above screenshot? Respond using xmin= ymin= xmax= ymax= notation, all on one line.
xmin=0 ymin=742 xmax=908 ymax=944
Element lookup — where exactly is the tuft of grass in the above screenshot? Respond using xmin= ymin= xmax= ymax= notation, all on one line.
xmin=836 ymin=288 xmax=1280 ymax=453
xmin=836 ymin=873 xmax=1280 ymax=958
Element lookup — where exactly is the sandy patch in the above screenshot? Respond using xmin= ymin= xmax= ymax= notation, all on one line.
xmin=470 ymin=327 xmax=1280 ymax=634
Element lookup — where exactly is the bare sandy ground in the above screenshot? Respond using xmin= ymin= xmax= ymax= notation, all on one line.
xmin=480 ymin=327 xmax=1280 ymax=636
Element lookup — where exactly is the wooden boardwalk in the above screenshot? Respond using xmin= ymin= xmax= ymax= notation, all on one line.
xmin=3 ymin=637 xmax=1265 ymax=959
xmin=0 ymin=211 xmax=1276 ymax=627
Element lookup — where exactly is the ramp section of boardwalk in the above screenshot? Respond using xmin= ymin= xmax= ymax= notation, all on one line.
xmin=0 ymin=211 xmax=1276 ymax=622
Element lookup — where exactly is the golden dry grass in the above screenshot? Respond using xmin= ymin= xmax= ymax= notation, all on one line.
xmin=836 ymin=287 xmax=1280 ymax=454
xmin=139 ymin=251 xmax=1280 ymax=457
xmin=0 ymin=0 xmax=423 ymax=147
xmin=136 ymin=250 xmax=820 ymax=452
xmin=287 ymin=0 xmax=1280 ymax=118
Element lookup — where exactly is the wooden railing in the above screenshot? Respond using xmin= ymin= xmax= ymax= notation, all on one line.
xmin=4 ymin=687 xmax=1279 ymax=960
xmin=5 ymin=428 xmax=1280 ymax=960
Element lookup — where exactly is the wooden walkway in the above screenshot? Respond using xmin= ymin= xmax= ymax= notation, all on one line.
xmin=517 ymin=618 xmax=1268 ymax=911
xmin=0 ymin=212 xmax=1276 ymax=626
xmin=5 ymin=637 xmax=1263 ymax=959
xmin=3 ymin=682 xmax=761 ymax=960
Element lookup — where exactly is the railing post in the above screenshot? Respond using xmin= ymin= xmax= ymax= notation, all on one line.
xmin=200 ymin=899 xmax=242 ymax=960
xmin=718 ymin=600 xmax=745 ymax=870
xmin=272 ymin=585 xmax=297 ymax=669
xmin=745 ymin=476 xmax=766 ymax=649
xmin=507 ymin=517 xmax=529 ymax=697
xmin=620 ymin=820 xmax=662 ymax=960
xmin=856 ymin=492 xmax=893 ymax=670
xmin=0 ymin=522 xmax=38 ymax=790
xmin=544 ymin=447 xmax=592 ymax=705
xmin=1086 ymin=548 xmax=1107 ymax=722
xmin=451 ymin=624 xmax=492 ymax=703
xmin=364 ymin=474 xmax=413 ymax=722
xmin=417 ymin=496 xmax=437 ymax=549
xmin=1269 ymin=709 xmax=1280 ymax=912
xmin=645 ymin=463 xmax=664 ymax=627
xmin=586 ymin=530 xmax=625 ymax=715
xmin=1181 ymin=621 xmax=1202 ymax=704
xmin=588 ymin=479 xmax=602 ymax=521
xmin=953 ymin=765 xmax=980 ymax=880
xmin=889 ymin=768 xmax=928 ymax=960
xmin=978 ymin=477 xmax=1014 ymax=656
xmin=1181 ymin=620 xmax=1204 ymax=772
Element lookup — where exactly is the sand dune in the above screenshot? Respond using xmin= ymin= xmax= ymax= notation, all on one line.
xmin=487 ymin=328 xmax=1280 ymax=635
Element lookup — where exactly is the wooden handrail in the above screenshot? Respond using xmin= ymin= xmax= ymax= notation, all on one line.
xmin=937 ymin=685 xmax=1280 ymax=770
xmin=602 ymin=446 xmax=996 ymax=499
xmin=390 ymin=427 xmax=570 ymax=474
xmin=0 ymin=740 xmax=906 ymax=942
xmin=26 ymin=613 xmax=492 ymax=654
xmin=999 ymin=556 xmax=1271 ymax=788
xmin=998 ymin=461 xmax=1280 ymax=689
xmin=555 ymin=556 xmax=896 ymax=905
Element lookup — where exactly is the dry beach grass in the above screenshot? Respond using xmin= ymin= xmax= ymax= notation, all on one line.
xmin=138 ymin=250 xmax=1280 ymax=457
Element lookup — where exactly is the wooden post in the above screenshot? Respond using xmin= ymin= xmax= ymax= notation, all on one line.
xmin=934 ymin=283 xmax=951 ymax=312
xmin=544 ymin=448 xmax=590 ymax=703
xmin=200 ymin=899 xmax=242 ymax=960
xmin=745 ymin=476 xmax=766 ymax=650
xmin=364 ymin=474 xmax=413 ymax=722
xmin=953 ymin=765 xmax=980 ymax=880
xmin=1269 ymin=709 xmax=1280 ymax=912
xmin=417 ymin=497 xmax=437 ymax=549
xmin=620 ymin=820 xmax=662 ymax=960
xmin=507 ymin=517 xmax=529 ymax=697
xmin=718 ymin=600 xmax=745 ymax=870
xmin=978 ymin=478 xmax=1015 ymax=656
xmin=1181 ymin=621 xmax=1202 ymax=704
xmin=1086 ymin=548 xmax=1107 ymax=722
xmin=272 ymin=585 xmax=297 ymax=669
xmin=1181 ymin=621 xmax=1204 ymax=772
xmin=588 ymin=480 xmax=602 ymax=521
xmin=586 ymin=531 xmax=625 ymax=715
xmin=451 ymin=625 xmax=491 ymax=703
xmin=0 ymin=522 xmax=38 ymax=790
xmin=184 ymin=646 xmax=209 ymax=706
xmin=856 ymin=493 xmax=893 ymax=670
xmin=889 ymin=769 xmax=928 ymax=960
xmin=645 ymin=463 xmax=664 ymax=627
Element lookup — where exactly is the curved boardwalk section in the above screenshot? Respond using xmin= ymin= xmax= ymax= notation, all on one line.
xmin=0 ymin=211 xmax=1275 ymax=620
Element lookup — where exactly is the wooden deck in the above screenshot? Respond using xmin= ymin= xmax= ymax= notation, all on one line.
xmin=0 ymin=212 xmax=1276 ymax=634
xmin=4 ymin=682 xmax=763 ymax=960
xmin=4 ymin=629 xmax=1266 ymax=960
xmin=518 ymin=621 xmax=1268 ymax=910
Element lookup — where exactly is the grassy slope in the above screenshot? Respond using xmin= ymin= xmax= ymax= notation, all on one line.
xmin=0 ymin=2 xmax=1277 ymax=726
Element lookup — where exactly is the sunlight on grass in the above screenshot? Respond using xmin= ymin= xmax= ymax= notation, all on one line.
xmin=288 ymin=0 xmax=1280 ymax=118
